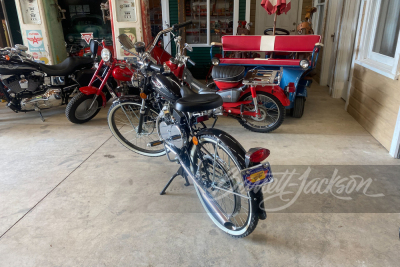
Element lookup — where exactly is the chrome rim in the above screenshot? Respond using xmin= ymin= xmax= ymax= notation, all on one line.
xmin=190 ymin=137 xmax=252 ymax=234
xmin=75 ymin=98 xmax=99 ymax=120
xmin=111 ymin=103 xmax=163 ymax=153
xmin=243 ymin=94 xmax=280 ymax=129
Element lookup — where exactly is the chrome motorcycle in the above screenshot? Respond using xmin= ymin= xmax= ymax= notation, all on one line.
xmin=107 ymin=24 xmax=274 ymax=238
xmin=0 ymin=44 xmax=94 ymax=121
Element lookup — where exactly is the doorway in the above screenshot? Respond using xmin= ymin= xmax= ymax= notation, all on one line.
xmin=0 ymin=0 xmax=22 ymax=46
xmin=255 ymin=0 xmax=301 ymax=35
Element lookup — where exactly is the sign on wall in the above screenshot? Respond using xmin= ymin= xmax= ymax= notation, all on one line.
xmin=119 ymin=28 xmax=137 ymax=57
xmin=116 ymin=0 xmax=137 ymax=22
xmin=81 ymin=33 xmax=94 ymax=45
xmin=19 ymin=0 xmax=42 ymax=25
xmin=26 ymin=30 xmax=45 ymax=52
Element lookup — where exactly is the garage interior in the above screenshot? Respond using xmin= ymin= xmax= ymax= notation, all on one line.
xmin=1 ymin=0 xmax=400 ymax=266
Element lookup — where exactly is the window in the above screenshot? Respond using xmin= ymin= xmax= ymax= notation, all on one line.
xmin=356 ymin=0 xmax=400 ymax=80
xmin=185 ymin=0 xmax=238 ymax=46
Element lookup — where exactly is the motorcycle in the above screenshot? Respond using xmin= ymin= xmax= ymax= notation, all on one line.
xmin=166 ymin=30 xmax=286 ymax=133
xmin=108 ymin=22 xmax=273 ymax=238
xmin=65 ymin=37 xmax=171 ymax=124
xmin=0 ymin=44 xmax=95 ymax=121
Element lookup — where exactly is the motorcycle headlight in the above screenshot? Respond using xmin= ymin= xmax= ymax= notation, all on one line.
xmin=101 ymin=48 xmax=111 ymax=62
xmin=300 ymin=59 xmax=310 ymax=69
xmin=211 ymin=57 xmax=220 ymax=66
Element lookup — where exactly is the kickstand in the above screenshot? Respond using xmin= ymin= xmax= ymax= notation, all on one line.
xmin=38 ymin=111 xmax=45 ymax=122
xmin=160 ymin=166 xmax=190 ymax=195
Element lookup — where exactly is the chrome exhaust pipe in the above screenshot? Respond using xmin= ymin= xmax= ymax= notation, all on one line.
xmin=165 ymin=144 xmax=236 ymax=231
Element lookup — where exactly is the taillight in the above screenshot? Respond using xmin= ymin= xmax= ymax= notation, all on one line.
xmin=245 ymin=147 xmax=270 ymax=167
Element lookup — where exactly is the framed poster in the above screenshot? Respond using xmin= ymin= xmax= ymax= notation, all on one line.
xmin=19 ymin=0 xmax=42 ymax=25
xmin=116 ymin=0 xmax=137 ymax=22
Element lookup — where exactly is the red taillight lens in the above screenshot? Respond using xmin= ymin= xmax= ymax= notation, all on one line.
xmin=247 ymin=148 xmax=270 ymax=163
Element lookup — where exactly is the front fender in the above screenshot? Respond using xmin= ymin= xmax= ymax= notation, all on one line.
xmin=79 ymin=86 xmax=107 ymax=106
xmin=242 ymin=86 xmax=291 ymax=107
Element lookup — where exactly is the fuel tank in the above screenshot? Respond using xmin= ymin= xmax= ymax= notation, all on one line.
xmin=0 ymin=58 xmax=39 ymax=75
xmin=151 ymin=73 xmax=182 ymax=103
xmin=112 ymin=67 xmax=134 ymax=82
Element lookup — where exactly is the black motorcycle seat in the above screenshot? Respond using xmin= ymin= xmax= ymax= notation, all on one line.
xmin=175 ymin=94 xmax=223 ymax=113
xmin=38 ymin=57 xmax=94 ymax=76
xmin=212 ymin=65 xmax=245 ymax=82
xmin=180 ymin=85 xmax=196 ymax=97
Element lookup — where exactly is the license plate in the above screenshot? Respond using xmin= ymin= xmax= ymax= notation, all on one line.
xmin=241 ymin=163 xmax=273 ymax=189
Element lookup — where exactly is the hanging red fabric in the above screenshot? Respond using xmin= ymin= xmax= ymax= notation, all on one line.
xmin=261 ymin=0 xmax=292 ymax=15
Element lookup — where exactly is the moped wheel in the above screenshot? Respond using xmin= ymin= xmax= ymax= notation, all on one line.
xmin=65 ymin=93 xmax=103 ymax=124
xmin=108 ymin=101 xmax=166 ymax=157
xmin=189 ymin=134 xmax=259 ymax=238
xmin=238 ymin=91 xmax=285 ymax=133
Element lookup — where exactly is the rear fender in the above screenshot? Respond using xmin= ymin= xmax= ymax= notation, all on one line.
xmin=241 ymin=86 xmax=291 ymax=107
xmin=79 ymin=86 xmax=107 ymax=106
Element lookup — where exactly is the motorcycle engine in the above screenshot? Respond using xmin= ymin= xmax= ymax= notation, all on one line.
xmin=157 ymin=108 xmax=187 ymax=149
xmin=2 ymin=74 xmax=63 ymax=111
xmin=2 ymin=74 xmax=43 ymax=95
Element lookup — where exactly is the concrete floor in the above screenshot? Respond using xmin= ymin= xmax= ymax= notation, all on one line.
xmin=0 ymin=83 xmax=399 ymax=266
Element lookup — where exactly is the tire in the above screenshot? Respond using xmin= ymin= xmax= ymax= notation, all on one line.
xmin=65 ymin=93 xmax=103 ymax=124
xmin=292 ymin=96 xmax=305 ymax=118
xmin=238 ymin=91 xmax=285 ymax=133
xmin=107 ymin=101 xmax=166 ymax=157
xmin=189 ymin=134 xmax=259 ymax=238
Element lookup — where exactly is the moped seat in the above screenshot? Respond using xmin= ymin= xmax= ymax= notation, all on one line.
xmin=38 ymin=57 xmax=94 ymax=76
xmin=212 ymin=65 xmax=245 ymax=82
xmin=175 ymin=94 xmax=223 ymax=113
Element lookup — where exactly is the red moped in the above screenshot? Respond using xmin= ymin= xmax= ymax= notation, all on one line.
xmin=65 ymin=38 xmax=170 ymax=124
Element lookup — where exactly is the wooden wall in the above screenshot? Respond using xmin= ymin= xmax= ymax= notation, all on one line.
xmin=348 ymin=65 xmax=400 ymax=151
xmin=347 ymin=2 xmax=399 ymax=151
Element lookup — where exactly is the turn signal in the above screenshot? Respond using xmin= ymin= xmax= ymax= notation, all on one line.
xmin=192 ymin=136 xmax=199 ymax=146
xmin=140 ymin=92 xmax=147 ymax=99
xmin=246 ymin=148 xmax=270 ymax=163
xmin=5 ymin=55 xmax=10 ymax=61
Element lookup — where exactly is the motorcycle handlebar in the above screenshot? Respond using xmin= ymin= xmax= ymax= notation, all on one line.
xmin=173 ymin=20 xmax=193 ymax=31
xmin=187 ymin=58 xmax=196 ymax=66
xmin=148 ymin=62 xmax=164 ymax=73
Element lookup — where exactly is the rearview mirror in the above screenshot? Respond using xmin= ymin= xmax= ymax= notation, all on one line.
xmin=184 ymin=43 xmax=193 ymax=52
xmin=118 ymin=34 xmax=135 ymax=50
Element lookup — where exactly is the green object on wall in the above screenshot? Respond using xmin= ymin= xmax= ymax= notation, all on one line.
xmin=42 ymin=0 xmax=67 ymax=63
xmin=239 ymin=0 xmax=246 ymax=21
xmin=3 ymin=0 xmax=23 ymax=45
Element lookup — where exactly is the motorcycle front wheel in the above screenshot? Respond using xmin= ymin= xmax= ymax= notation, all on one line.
xmin=107 ymin=101 xmax=166 ymax=157
xmin=189 ymin=134 xmax=259 ymax=238
xmin=65 ymin=93 xmax=103 ymax=124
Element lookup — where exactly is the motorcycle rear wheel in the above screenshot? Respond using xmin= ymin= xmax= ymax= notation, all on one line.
xmin=189 ymin=134 xmax=259 ymax=238
xmin=237 ymin=91 xmax=285 ymax=133
xmin=108 ymin=101 xmax=166 ymax=157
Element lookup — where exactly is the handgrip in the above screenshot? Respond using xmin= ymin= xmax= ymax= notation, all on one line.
xmin=148 ymin=62 xmax=164 ymax=73
xmin=187 ymin=58 xmax=196 ymax=66
xmin=173 ymin=20 xmax=193 ymax=31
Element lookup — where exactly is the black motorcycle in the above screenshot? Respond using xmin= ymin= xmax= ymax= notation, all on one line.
xmin=0 ymin=44 xmax=95 ymax=121
xmin=106 ymin=24 xmax=274 ymax=238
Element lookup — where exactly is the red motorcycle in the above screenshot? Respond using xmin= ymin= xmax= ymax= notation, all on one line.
xmin=65 ymin=38 xmax=170 ymax=124
xmin=163 ymin=31 xmax=289 ymax=133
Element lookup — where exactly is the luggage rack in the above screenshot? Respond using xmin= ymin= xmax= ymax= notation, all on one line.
xmin=242 ymin=68 xmax=282 ymax=87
